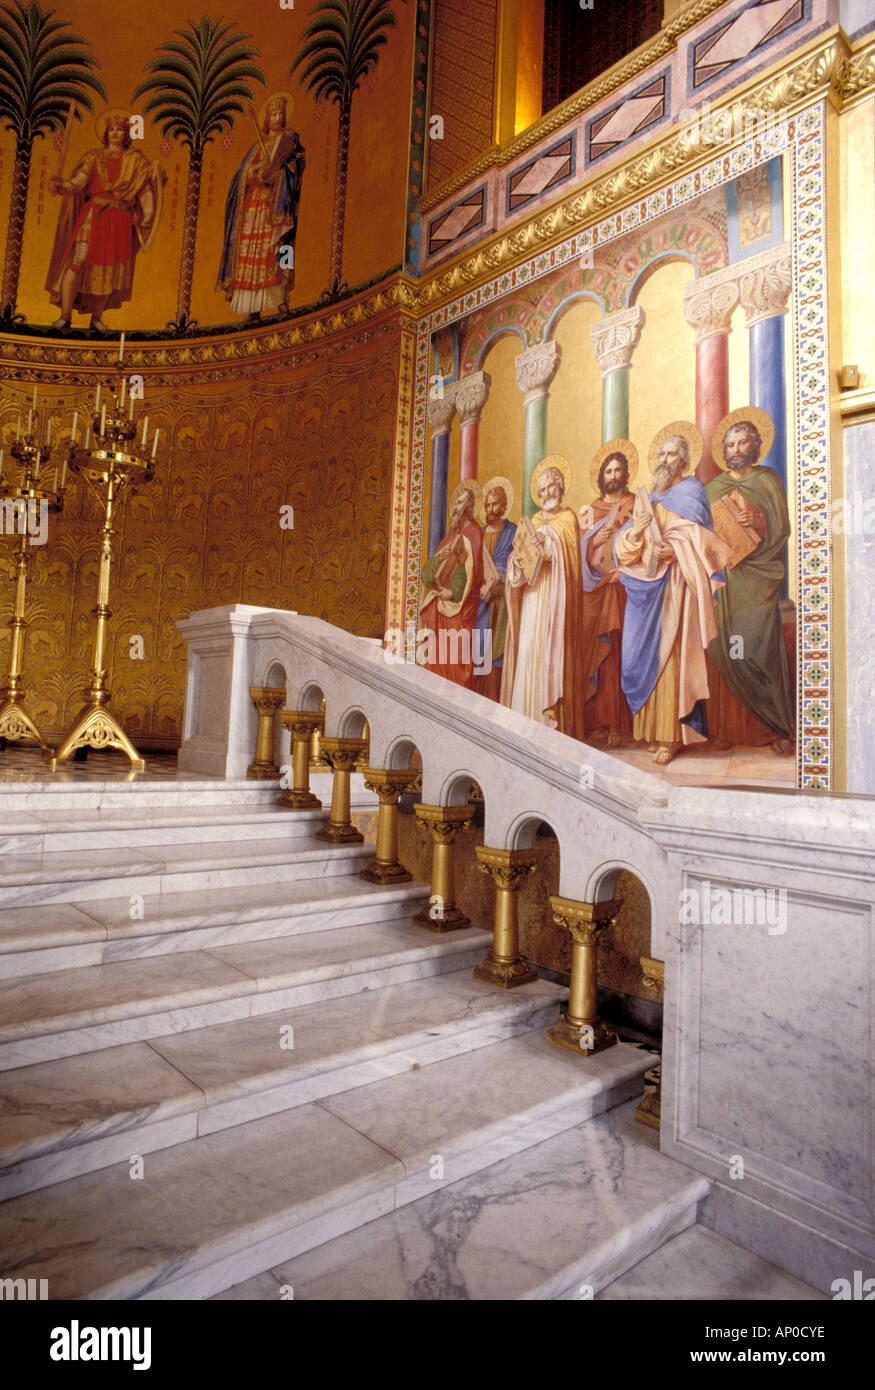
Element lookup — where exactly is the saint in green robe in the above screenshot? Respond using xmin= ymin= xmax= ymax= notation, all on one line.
xmin=706 ymin=464 xmax=794 ymax=739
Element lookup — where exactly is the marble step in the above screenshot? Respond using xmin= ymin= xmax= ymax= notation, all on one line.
xmin=0 ymin=773 xmax=373 ymax=814
xmin=595 ymin=1224 xmax=827 ymax=1300
xmin=0 ymin=921 xmax=488 ymax=1072
xmin=0 ymin=804 xmax=333 ymax=855
xmin=0 ymin=834 xmax=378 ymax=908
xmin=0 ymin=875 xmax=429 ymax=978
xmin=0 ymin=972 xmax=568 ymax=1201
xmin=209 ymin=1101 xmax=709 ymax=1303
xmin=0 ymin=1044 xmax=654 ymax=1300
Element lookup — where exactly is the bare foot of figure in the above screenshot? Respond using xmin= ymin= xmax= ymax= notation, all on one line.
xmin=591 ymin=728 xmax=608 ymax=743
xmin=647 ymin=743 xmax=659 ymax=753
xmin=654 ymin=743 xmax=678 ymax=766
xmin=607 ymin=727 xmax=621 ymax=748
xmin=772 ymin=737 xmax=794 ymax=755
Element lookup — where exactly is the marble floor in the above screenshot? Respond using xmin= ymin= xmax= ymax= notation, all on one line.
xmin=0 ymin=742 xmax=796 ymax=789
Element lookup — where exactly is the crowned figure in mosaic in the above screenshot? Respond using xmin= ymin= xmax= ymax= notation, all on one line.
xmin=46 ymin=111 xmax=166 ymax=331
xmin=579 ymin=440 xmax=637 ymax=746
xmin=218 ymin=93 xmax=306 ymax=321
xmin=614 ymin=423 xmax=734 ymax=765
xmin=704 ymin=409 xmax=795 ymax=753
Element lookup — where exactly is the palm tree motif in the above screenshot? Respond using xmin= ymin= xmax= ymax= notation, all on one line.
xmin=132 ymin=16 xmax=265 ymax=330
xmin=0 ymin=1 xmax=105 ymax=319
xmin=291 ymin=0 xmax=401 ymax=300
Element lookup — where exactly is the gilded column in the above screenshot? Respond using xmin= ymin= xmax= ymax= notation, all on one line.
xmin=314 ymin=736 xmax=367 ymax=843
xmin=427 ymin=391 xmax=457 ymax=555
xmin=359 ymin=767 xmax=418 ymax=883
xmin=682 ymin=266 xmax=739 ymax=484
xmin=279 ymin=708 xmax=324 ymax=809
xmin=246 ymin=686 xmax=285 ymax=779
xmin=412 ymin=803 xmax=475 ymax=931
xmin=546 ymin=896 xmax=619 ymax=1054
xmin=515 ymin=340 xmax=562 ymax=518
xmin=634 ymin=955 xmax=664 ymax=1129
xmin=454 ymin=371 xmax=491 ymax=482
xmin=474 ymin=845 xmax=539 ymax=988
xmin=589 ymin=305 xmax=645 ymax=444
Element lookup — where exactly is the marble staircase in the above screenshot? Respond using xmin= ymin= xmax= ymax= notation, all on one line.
xmin=0 ymin=775 xmax=807 ymax=1300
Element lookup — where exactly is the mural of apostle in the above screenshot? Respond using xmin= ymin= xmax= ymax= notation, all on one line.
xmin=419 ymin=481 xmax=485 ymax=687
xmin=501 ymin=456 xmax=587 ymax=739
xmin=579 ymin=440 xmax=637 ymax=746
xmin=614 ymin=423 xmax=734 ymax=766
xmin=473 ymin=478 xmax=516 ymax=702
xmin=705 ymin=409 xmax=795 ymax=753
xmin=46 ymin=111 xmax=166 ymax=331
xmin=217 ymin=93 xmax=306 ymax=321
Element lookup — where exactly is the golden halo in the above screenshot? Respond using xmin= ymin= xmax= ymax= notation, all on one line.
xmin=482 ymin=474 xmax=515 ymax=517
xmin=712 ymin=406 xmax=775 ymax=471
xmin=449 ymin=477 xmax=484 ymax=526
xmin=258 ymin=91 xmax=296 ymax=128
xmin=647 ymin=420 xmax=704 ymax=479
xmin=530 ymin=454 xmax=572 ymax=506
xmin=95 ymin=108 xmax=132 ymax=142
xmin=589 ymin=438 xmax=639 ymax=496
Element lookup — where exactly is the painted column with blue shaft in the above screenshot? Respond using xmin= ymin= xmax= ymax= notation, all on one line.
xmin=739 ymin=242 xmax=792 ymax=596
xmin=515 ymin=341 xmax=563 ymax=516
xmin=426 ymin=390 xmax=457 ymax=555
xmin=590 ymin=305 xmax=646 ymax=445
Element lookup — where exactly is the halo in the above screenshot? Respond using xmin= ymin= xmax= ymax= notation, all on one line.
xmin=95 ymin=108 xmax=132 ymax=142
xmin=482 ymin=474 xmax=515 ymax=517
xmin=258 ymin=91 xmax=296 ymax=128
xmin=589 ymin=438 xmax=639 ymax=495
xmin=711 ymin=406 xmax=775 ymax=471
xmin=449 ymin=477 xmax=484 ymax=526
xmin=530 ymin=454 xmax=572 ymax=506
xmin=647 ymin=420 xmax=704 ymax=478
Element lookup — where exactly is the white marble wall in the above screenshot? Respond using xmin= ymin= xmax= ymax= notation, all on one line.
xmin=844 ymin=421 xmax=875 ymax=794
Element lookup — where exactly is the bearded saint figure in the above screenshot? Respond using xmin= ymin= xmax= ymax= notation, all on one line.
xmin=419 ymin=484 xmax=484 ymax=687
xmin=579 ymin=443 xmax=637 ymax=745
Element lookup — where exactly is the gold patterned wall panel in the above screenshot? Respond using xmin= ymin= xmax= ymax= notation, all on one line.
xmin=0 ymin=331 xmax=401 ymax=748
xmin=426 ymin=0 xmax=498 ymax=190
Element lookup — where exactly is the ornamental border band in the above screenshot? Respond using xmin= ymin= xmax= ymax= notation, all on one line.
xmin=416 ymin=411 xmax=795 ymax=768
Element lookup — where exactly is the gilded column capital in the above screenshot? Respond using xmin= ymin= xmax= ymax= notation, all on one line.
xmin=514 ymin=340 xmax=562 ymax=405
xmin=361 ymin=766 xmax=419 ymax=802
xmin=475 ymin=844 xmax=539 ymax=892
xmin=414 ymin=802 xmax=475 ymax=843
xmin=319 ymin=736 xmax=368 ymax=772
xmin=427 ymin=392 xmax=457 ymax=436
xmin=249 ymin=686 xmax=286 ymax=716
xmin=682 ymin=265 xmax=740 ymax=342
xmin=549 ymin=894 xmax=620 ymax=945
xmin=280 ymin=708 xmax=324 ymax=739
xmin=452 ymin=370 xmax=491 ymax=425
xmin=589 ymin=305 xmax=645 ymax=375
xmin=736 ymin=241 xmax=792 ymax=326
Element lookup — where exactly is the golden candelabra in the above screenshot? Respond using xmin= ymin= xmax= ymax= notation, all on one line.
xmin=0 ymin=405 xmax=66 ymax=755
xmin=49 ymin=361 xmax=157 ymax=772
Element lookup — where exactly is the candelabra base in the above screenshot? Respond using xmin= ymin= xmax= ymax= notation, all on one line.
xmin=0 ymin=700 xmax=53 ymax=756
xmin=49 ymin=702 xmax=144 ymax=772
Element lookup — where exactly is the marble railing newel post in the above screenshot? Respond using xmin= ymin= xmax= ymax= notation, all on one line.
xmin=246 ymin=686 xmax=285 ymax=779
xmin=474 ymin=845 xmax=539 ymax=988
xmin=515 ymin=341 xmax=562 ymax=518
xmin=546 ymin=897 xmax=619 ymax=1054
xmin=359 ymin=767 xmax=418 ymax=883
xmin=314 ymin=737 xmax=367 ymax=844
xmin=412 ymin=803 xmax=475 ymax=931
xmin=279 ymin=708 xmax=324 ymax=809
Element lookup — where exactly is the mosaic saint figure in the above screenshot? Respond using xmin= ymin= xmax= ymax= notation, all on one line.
xmin=419 ymin=483 xmax=485 ymax=688
xmin=217 ymin=94 xmax=305 ymax=321
xmin=579 ymin=442 xmax=637 ymax=746
xmin=46 ymin=111 xmax=166 ymax=331
xmin=473 ymin=480 xmax=516 ymax=702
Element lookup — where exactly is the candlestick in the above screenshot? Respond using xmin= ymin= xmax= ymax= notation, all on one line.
xmin=120 ymin=377 xmax=126 ymax=409
xmin=94 ymin=383 xmax=101 ymax=411
xmin=71 ymin=410 xmax=78 ymax=443
xmin=84 ymin=425 xmax=91 ymax=449
xmin=45 ymin=418 xmax=52 ymax=446
xmin=34 ymin=458 xmax=40 ymax=481
xmin=118 ymin=332 xmax=125 ymax=362
xmin=141 ymin=415 xmax=149 ymax=446
xmin=151 ymin=428 xmax=160 ymax=459
xmin=128 ymin=396 xmax=134 ymax=421
xmin=100 ymin=404 xmax=106 ymax=435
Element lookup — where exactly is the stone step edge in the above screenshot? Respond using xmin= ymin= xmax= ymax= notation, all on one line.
xmin=0 ymin=990 xmax=569 ymax=1199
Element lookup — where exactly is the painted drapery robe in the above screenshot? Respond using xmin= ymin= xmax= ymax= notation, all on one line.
xmin=46 ymin=149 xmax=163 ymax=313
xmin=218 ymin=132 xmax=306 ymax=317
xmin=705 ymin=466 xmax=795 ymax=742
xmin=580 ymin=493 xmax=635 ymax=735
xmin=615 ymin=478 xmax=733 ymax=746
xmin=473 ymin=518 xmax=516 ymax=700
xmin=420 ymin=521 xmax=484 ymax=687
xmin=502 ymin=507 xmax=586 ymax=739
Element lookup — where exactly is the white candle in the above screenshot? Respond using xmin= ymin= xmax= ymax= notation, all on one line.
xmin=151 ymin=427 xmax=160 ymax=459
xmin=141 ymin=415 xmax=149 ymax=446
xmin=71 ymin=410 xmax=78 ymax=443
xmin=100 ymin=404 xmax=106 ymax=435
xmin=118 ymin=333 xmax=125 ymax=362
xmin=84 ymin=425 xmax=91 ymax=448
xmin=94 ymin=383 xmax=101 ymax=411
xmin=46 ymin=418 xmax=52 ymax=446
xmin=128 ymin=395 xmax=134 ymax=421
xmin=120 ymin=377 xmax=126 ymax=408
xmin=61 ymin=460 xmax=68 ymax=488
xmin=34 ymin=458 xmax=40 ymax=480
xmin=27 ymin=409 xmax=33 ymax=435
xmin=16 ymin=415 xmax=21 ymax=441
xmin=52 ymin=467 xmax=58 ymax=492
xmin=32 ymin=385 xmax=37 ymax=409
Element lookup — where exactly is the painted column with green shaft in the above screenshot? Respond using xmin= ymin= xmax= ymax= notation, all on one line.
xmin=515 ymin=341 xmax=563 ymax=516
xmin=590 ymin=305 xmax=645 ymax=445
